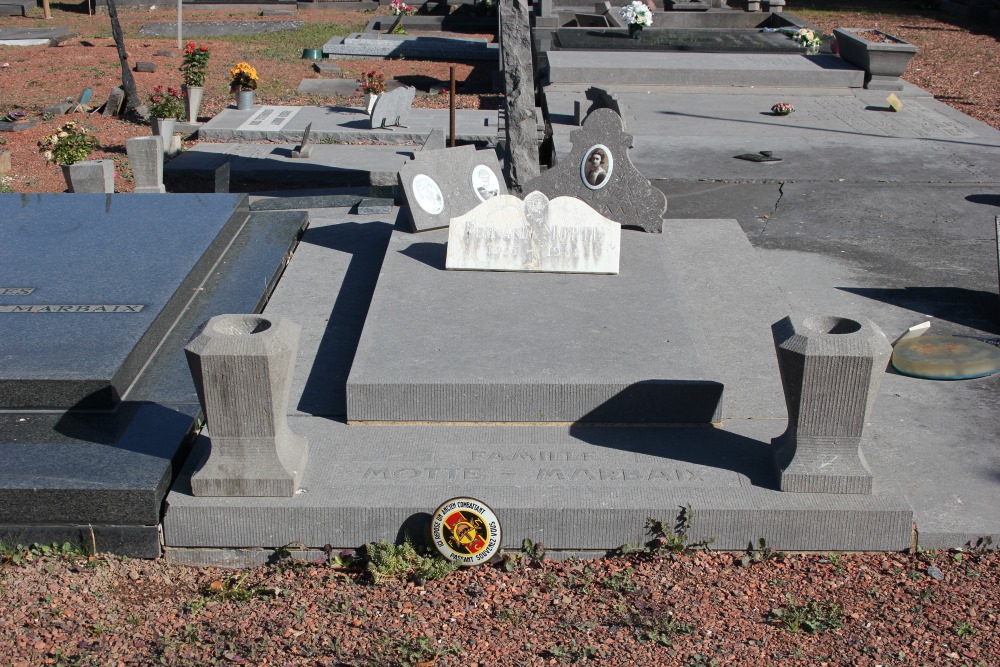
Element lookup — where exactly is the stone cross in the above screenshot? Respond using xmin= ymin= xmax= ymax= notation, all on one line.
xmin=126 ymin=136 xmax=165 ymax=194
xmin=291 ymin=122 xmax=313 ymax=158
xmin=523 ymin=108 xmax=667 ymax=233
xmin=499 ymin=0 xmax=540 ymax=191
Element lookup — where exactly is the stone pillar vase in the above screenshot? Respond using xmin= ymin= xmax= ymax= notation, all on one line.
xmin=832 ymin=27 xmax=917 ymax=91
xmin=236 ymin=89 xmax=255 ymax=111
xmin=771 ymin=315 xmax=892 ymax=495
xmin=185 ymin=315 xmax=309 ymax=497
xmin=364 ymin=92 xmax=379 ymax=115
xmin=183 ymin=85 xmax=204 ymax=123
xmin=151 ymin=117 xmax=177 ymax=140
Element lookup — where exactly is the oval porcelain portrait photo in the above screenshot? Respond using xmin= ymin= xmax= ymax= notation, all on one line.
xmin=411 ymin=173 xmax=445 ymax=215
xmin=471 ymin=164 xmax=500 ymax=203
xmin=580 ymin=144 xmax=613 ymax=190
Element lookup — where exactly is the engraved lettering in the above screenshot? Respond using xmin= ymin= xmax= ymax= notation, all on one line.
xmin=536 ymin=468 xmax=711 ymax=483
xmin=0 ymin=288 xmax=34 ymax=295
xmin=0 ymin=304 xmax=146 ymax=314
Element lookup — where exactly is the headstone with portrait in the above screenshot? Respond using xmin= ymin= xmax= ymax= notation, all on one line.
xmin=446 ymin=191 xmax=621 ymax=274
xmin=397 ymin=145 xmax=507 ymax=232
xmin=522 ymin=108 xmax=667 ymax=233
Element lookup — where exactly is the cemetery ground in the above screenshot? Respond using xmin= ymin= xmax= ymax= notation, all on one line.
xmin=0 ymin=1 xmax=996 ymax=193
xmin=0 ymin=540 xmax=998 ymax=666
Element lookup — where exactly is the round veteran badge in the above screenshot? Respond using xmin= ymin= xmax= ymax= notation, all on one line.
xmin=431 ymin=497 xmax=502 ymax=566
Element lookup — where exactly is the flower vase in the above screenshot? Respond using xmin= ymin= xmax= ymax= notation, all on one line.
xmin=364 ymin=92 xmax=379 ymax=115
xmin=183 ymin=85 xmax=204 ymax=123
xmin=237 ymin=90 xmax=255 ymax=111
xmin=151 ymin=117 xmax=177 ymax=140
xmin=628 ymin=24 xmax=643 ymax=40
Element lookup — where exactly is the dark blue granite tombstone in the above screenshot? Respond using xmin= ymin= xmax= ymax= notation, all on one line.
xmin=0 ymin=194 xmax=308 ymax=556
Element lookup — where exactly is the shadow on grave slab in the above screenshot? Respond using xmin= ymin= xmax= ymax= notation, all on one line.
xmin=837 ymin=286 xmax=1000 ymax=334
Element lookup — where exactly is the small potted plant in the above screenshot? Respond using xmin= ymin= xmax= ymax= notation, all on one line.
xmin=620 ymin=1 xmax=653 ymax=40
xmin=37 ymin=121 xmax=111 ymax=192
xmin=230 ymin=61 xmax=259 ymax=110
xmin=180 ymin=42 xmax=210 ymax=122
xmin=357 ymin=70 xmax=388 ymax=115
xmin=147 ymin=85 xmax=185 ymax=139
xmin=832 ymin=27 xmax=917 ymax=90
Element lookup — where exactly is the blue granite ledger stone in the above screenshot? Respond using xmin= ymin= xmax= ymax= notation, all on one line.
xmin=0 ymin=193 xmax=249 ymax=410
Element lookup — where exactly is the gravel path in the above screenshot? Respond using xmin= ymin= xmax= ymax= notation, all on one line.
xmin=1 ymin=545 xmax=997 ymax=666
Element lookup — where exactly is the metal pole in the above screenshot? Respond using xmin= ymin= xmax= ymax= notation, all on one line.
xmin=449 ymin=66 xmax=456 ymax=148
xmin=177 ymin=0 xmax=183 ymax=50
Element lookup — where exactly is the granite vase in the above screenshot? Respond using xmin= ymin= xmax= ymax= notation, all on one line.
xmin=150 ymin=117 xmax=177 ymax=141
xmin=833 ymin=27 xmax=917 ymax=90
xmin=364 ymin=92 xmax=380 ymax=115
xmin=183 ymin=85 xmax=204 ymax=123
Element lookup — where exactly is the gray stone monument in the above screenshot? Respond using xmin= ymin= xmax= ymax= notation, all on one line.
xmin=499 ymin=0 xmax=540 ymax=191
xmin=523 ymin=108 xmax=667 ymax=233
xmin=422 ymin=127 xmax=446 ymax=151
xmin=446 ymin=191 xmax=621 ymax=274
xmin=370 ymin=86 xmax=416 ymax=129
xmin=771 ymin=315 xmax=892 ymax=495
xmin=397 ymin=144 xmax=507 ymax=232
xmin=102 ymin=87 xmax=125 ymax=117
xmin=64 ymin=159 xmax=114 ymax=193
xmin=290 ymin=122 xmax=313 ymax=159
xmin=185 ymin=314 xmax=309 ymax=497
xmin=126 ymin=136 xmax=166 ymax=194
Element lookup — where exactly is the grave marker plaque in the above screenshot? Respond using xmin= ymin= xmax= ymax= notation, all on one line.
xmin=370 ymin=86 xmax=416 ymax=129
xmin=398 ymin=145 xmax=507 ymax=232
xmin=523 ymin=108 xmax=667 ymax=233
xmin=446 ymin=192 xmax=621 ymax=274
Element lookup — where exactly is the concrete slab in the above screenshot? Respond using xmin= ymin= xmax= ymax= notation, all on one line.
xmin=165 ymin=143 xmax=417 ymax=188
xmin=347 ymin=226 xmax=724 ymax=423
xmin=323 ymin=32 xmax=499 ymax=61
xmin=196 ymin=105 xmax=500 ymax=145
xmin=544 ymin=52 xmax=864 ymax=87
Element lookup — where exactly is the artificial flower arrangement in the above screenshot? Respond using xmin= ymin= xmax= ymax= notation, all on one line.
xmin=3 ymin=110 xmax=28 ymax=122
xmin=180 ymin=41 xmax=211 ymax=87
xmin=771 ymin=101 xmax=795 ymax=115
xmin=620 ymin=1 xmax=653 ymax=27
xmin=357 ymin=70 xmax=388 ymax=95
xmin=794 ymin=28 xmax=822 ymax=50
xmin=230 ymin=61 xmax=259 ymax=93
xmin=38 ymin=121 xmax=98 ymax=166
xmin=390 ymin=0 xmax=416 ymax=15
xmin=148 ymin=85 xmax=186 ymax=119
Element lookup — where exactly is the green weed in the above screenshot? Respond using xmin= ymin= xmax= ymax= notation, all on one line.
xmin=603 ymin=567 xmax=638 ymax=593
xmin=954 ymin=621 xmax=976 ymax=639
xmin=633 ymin=612 xmax=695 ymax=646
xmin=376 ymin=634 xmax=460 ymax=666
xmin=741 ymin=538 xmax=785 ymax=566
xmin=364 ymin=538 xmax=458 ymax=585
xmin=769 ymin=595 xmax=845 ymax=634
xmin=544 ymin=639 xmax=604 ymax=663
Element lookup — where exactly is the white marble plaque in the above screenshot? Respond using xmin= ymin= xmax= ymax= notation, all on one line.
xmin=445 ymin=192 xmax=621 ymax=274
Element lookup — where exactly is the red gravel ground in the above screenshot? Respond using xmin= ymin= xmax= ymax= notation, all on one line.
xmin=0 ymin=545 xmax=997 ymax=666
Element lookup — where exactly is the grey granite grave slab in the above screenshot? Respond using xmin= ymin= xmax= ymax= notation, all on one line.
xmin=357 ymin=197 xmax=392 ymax=214
xmin=296 ymin=79 xmax=360 ymax=96
xmin=0 ymin=202 xmax=308 ymax=556
xmin=196 ymin=105 xmax=499 ymax=145
xmin=0 ymin=0 xmax=37 ymax=17
xmin=0 ymin=119 xmax=37 ymax=132
xmin=165 ymin=143 xmax=416 ymax=189
xmin=138 ymin=20 xmax=303 ymax=37
xmin=398 ymin=144 xmax=507 ymax=232
xmin=347 ymin=226 xmax=722 ymax=423
xmin=525 ymin=109 xmax=666 ymax=232
xmin=543 ymin=51 xmax=863 ymax=87
xmin=370 ymin=86 xmax=416 ymax=129
xmin=0 ymin=194 xmax=249 ymax=410
xmin=251 ymin=194 xmax=371 ymax=211
xmin=322 ymin=32 xmax=499 ymax=61
xmin=0 ymin=26 xmax=71 ymax=42
xmin=134 ymin=61 xmax=157 ymax=73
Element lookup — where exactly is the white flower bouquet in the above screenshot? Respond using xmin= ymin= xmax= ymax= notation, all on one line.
xmin=620 ymin=1 xmax=653 ymax=27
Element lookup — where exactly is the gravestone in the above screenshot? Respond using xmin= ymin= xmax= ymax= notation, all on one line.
xmin=446 ymin=192 xmax=621 ymax=274
xmin=423 ymin=128 xmax=446 ymax=151
xmin=0 ymin=194 xmax=252 ymax=410
xmin=370 ymin=86 xmax=416 ymax=129
xmin=134 ymin=62 xmax=157 ymax=73
xmin=0 ymin=149 xmax=10 ymax=174
xmin=291 ymin=122 xmax=313 ymax=158
xmin=72 ymin=88 xmax=92 ymax=112
xmin=397 ymin=144 xmax=507 ymax=232
xmin=585 ymin=86 xmax=628 ymax=130
xmin=126 ymin=135 xmax=166 ymax=194
xmin=523 ymin=108 xmax=667 ymax=233
xmin=214 ymin=162 xmax=231 ymax=194
xmin=65 ymin=160 xmax=114 ymax=194
xmin=102 ymin=87 xmax=125 ymax=117
xmin=43 ymin=101 xmax=73 ymax=116
xmin=499 ymin=0 xmax=540 ymax=190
